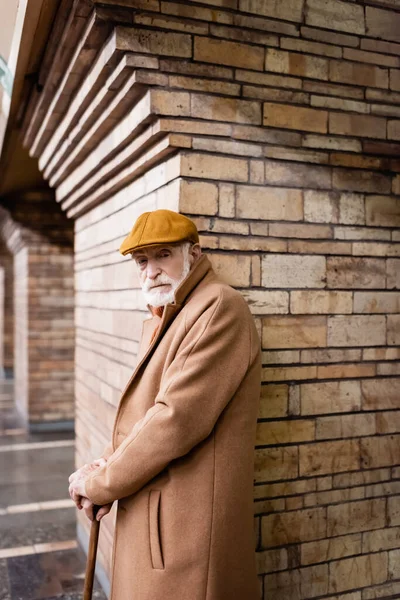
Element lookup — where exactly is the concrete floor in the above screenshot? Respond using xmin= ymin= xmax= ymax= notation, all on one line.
xmin=0 ymin=380 xmax=106 ymax=600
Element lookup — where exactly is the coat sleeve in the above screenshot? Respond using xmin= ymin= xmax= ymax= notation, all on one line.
xmin=85 ymin=291 xmax=258 ymax=505
xmin=99 ymin=442 xmax=114 ymax=461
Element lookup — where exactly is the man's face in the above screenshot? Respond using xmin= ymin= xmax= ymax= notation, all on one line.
xmin=131 ymin=243 xmax=200 ymax=307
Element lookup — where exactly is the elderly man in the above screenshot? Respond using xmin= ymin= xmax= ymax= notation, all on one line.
xmin=69 ymin=209 xmax=261 ymax=600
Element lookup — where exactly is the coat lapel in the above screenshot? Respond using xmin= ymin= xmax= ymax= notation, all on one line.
xmin=136 ymin=317 xmax=161 ymax=363
xmin=114 ymin=255 xmax=212 ymax=421
xmin=117 ymin=303 xmax=181 ymax=407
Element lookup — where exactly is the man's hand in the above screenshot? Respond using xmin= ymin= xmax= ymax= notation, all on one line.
xmin=69 ymin=457 xmax=106 ymax=486
xmin=68 ymin=458 xmax=107 ymax=510
xmin=68 ymin=471 xmax=88 ymax=509
xmin=68 ymin=459 xmax=113 ymax=521
xmin=81 ymin=498 xmax=113 ymax=522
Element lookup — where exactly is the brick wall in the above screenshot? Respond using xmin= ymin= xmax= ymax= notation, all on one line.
xmin=27 ymin=243 xmax=75 ymax=425
xmin=14 ymin=247 xmax=28 ymax=420
xmin=0 ymin=246 xmax=14 ymax=375
xmin=0 ymin=198 xmax=75 ymax=427
xmin=0 ymin=267 xmax=4 ymax=375
xmin=17 ymin=0 xmax=400 ymax=597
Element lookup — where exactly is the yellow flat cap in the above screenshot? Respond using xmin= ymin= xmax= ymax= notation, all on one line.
xmin=119 ymin=209 xmax=199 ymax=255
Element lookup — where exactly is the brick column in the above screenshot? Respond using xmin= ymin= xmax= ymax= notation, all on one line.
xmin=14 ymin=247 xmax=28 ymax=419
xmin=0 ymin=266 xmax=4 ymax=377
xmin=0 ymin=193 xmax=74 ymax=430
xmin=0 ymin=242 xmax=14 ymax=377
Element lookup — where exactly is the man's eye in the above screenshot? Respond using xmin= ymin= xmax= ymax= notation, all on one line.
xmin=137 ymin=259 xmax=147 ymax=266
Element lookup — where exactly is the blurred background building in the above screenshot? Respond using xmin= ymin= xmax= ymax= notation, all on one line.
xmin=0 ymin=0 xmax=399 ymax=598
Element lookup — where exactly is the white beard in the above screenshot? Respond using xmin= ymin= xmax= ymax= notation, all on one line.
xmin=141 ymin=245 xmax=192 ymax=308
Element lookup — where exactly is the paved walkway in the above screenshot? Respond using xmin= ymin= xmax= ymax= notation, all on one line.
xmin=0 ymin=379 xmax=106 ymax=600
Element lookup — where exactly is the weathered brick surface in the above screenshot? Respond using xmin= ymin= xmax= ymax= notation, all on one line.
xmin=262 ymin=316 xmax=327 ymax=349
xmin=179 ymin=180 xmax=218 ymax=215
xmin=366 ymin=196 xmax=400 ymax=227
xmin=327 ymin=315 xmax=387 ymax=347
xmin=281 ymin=37 xmax=341 ymax=59
xmin=330 ymin=60 xmax=389 ymax=89
xmin=0 ymin=268 xmax=5 ymax=372
xmin=306 ymin=0 xmax=365 ymax=35
xmin=326 ymin=257 xmax=386 ymax=289
xmin=263 ymin=102 xmax=328 ymax=133
xmin=301 ymin=534 xmax=362 ymax=566
xmin=239 ymin=0 xmax=305 ymax=23
xmin=300 ymin=439 xmax=360 ymax=477
xmin=344 ymin=48 xmax=399 ymax=69
xmin=328 ymin=499 xmax=385 ymax=537
xmin=332 ymin=168 xmax=391 ymax=193
xmin=255 ymin=446 xmax=298 ymax=483
xmin=387 ymin=259 xmax=400 ymax=289
xmin=316 ymin=413 xmax=376 ymax=440
xmin=236 ymin=185 xmax=303 ymax=221
xmin=312 ymin=95 xmax=369 ymax=114
xmin=265 ymin=48 xmax=329 ymax=80
xmin=262 ymin=506 xmax=326 ymax=546
xmin=15 ymin=1 xmax=400 ymax=597
xmin=366 ymin=6 xmax=400 ymax=43
xmin=329 ymin=113 xmax=387 ymax=140
xmin=302 ymin=24 xmax=358 ymax=48
xmin=194 ymin=36 xmax=264 ymax=70
xmin=265 ymin=160 xmax=331 ymax=189
xmin=291 ymin=291 xmax=352 ymax=314
xmin=304 ymin=191 xmax=365 ymax=225
xmin=354 ymin=292 xmax=400 ymax=314
xmin=256 ymin=418 xmax=314 ymax=446
xmin=0 ymin=198 xmax=74 ymax=425
xmin=181 ymin=152 xmax=248 ymax=181
xmin=0 ymin=246 xmax=14 ymax=373
xmin=329 ymin=553 xmax=388 ymax=593
xmin=262 ymin=254 xmax=326 ymax=288
xmin=388 ymin=315 xmax=400 ymax=345
xmin=391 ymin=69 xmax=400 ymax=91
xmin=117 ymin=27 xmax=192 ymax=57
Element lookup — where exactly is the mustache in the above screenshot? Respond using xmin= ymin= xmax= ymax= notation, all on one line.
xmin=142 ymin=274 xmax=176 ymax=292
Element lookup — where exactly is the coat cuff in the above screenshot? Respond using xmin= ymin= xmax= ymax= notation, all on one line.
xmin=85 ymin=469 xmax=113 ymax=506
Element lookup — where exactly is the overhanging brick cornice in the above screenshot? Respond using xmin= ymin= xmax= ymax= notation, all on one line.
xmin=15 ymin=0 xmax=400 ymax=224
xmin=24 ymin=5 xmax=112 ymax=156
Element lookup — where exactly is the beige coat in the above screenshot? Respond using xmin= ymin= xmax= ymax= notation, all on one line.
xmin=86 ymin=255 xmax=262 ymax=600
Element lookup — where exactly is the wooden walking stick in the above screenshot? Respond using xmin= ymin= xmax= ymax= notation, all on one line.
xmin=83 ymin=505 xmax=101 ymax=600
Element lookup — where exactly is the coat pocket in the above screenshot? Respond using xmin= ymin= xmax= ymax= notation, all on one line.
xmin=149 ymin=490 xmax=164 ymax=570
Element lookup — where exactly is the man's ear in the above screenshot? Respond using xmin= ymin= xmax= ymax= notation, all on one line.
xmin=190 ymin=243 xmax=202 ymax=262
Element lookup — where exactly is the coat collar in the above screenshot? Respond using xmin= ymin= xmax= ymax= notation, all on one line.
xmin=173 ymin=254 xmax=212 ymax=307
xmin=144 ymin=254 xmax=212 ymax=349
xmin=146 ymin=254 xmax=212 ymax=317
xmin=116 ymin=255 xmax=212 ymax=413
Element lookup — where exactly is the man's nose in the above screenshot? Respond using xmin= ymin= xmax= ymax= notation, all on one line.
xmin=146 ymin=262 xmax=161 ymax=279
